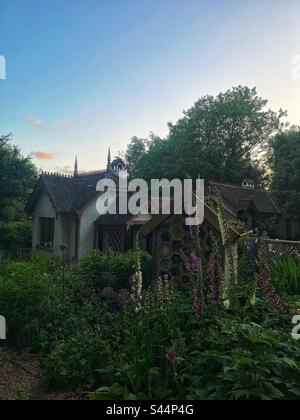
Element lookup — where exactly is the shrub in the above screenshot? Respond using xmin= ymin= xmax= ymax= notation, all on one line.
xmin=111 ymin=289 xmax=300 ymax=400
xmin=1 ymin=247 xmax=300 ymax=400
xmin=0 ymin=220 xmax=32 ymax=259
xmin=112 ymin=288 xmax=196 ymax=400
xmin=43 ymin=331 xmax=112 ymax=389
xmin=80 ymin=251 xmax=152 ymax=290
xmin=0 ymin=254 xmax=59 ymax=347
xmin=183 ymin=318 xmax=300 ymax=400
xmin=270 ymin=257 xmax=300 ymax=295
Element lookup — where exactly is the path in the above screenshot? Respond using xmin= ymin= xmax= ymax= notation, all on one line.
xmin=0 ymin=345 xmax=77 ymax=400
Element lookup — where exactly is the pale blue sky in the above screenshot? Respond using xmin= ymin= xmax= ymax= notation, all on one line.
xmin=0 ymin=0 xmax=299 ymax=173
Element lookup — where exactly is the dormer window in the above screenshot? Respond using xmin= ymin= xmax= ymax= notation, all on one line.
xmin=110 ymin=158 xmax=126 ymax=172
xmin=242 ymin=179 xmax=255 ymax=189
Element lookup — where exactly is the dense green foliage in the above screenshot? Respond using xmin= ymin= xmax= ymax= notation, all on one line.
xmin=183 ymin=316 xmax=300 ymax=400
xmin=270 ymin=257 xmax=300 ymax=295
xmin=270 ymin=128 xmax=300 ymax=223
xmin=0 ymin=248 xmax=299 ymax=400
xmin=0 ymin=254 xmax=57 ymax=347
xmin=0 ymin=251 xmax=150 ymax=349
xmin=124 ymin=135 xmax=149 ymax=179
xmin=80 ymin=250 xmax=152 ymax=290
xmin=0 ymin=135 xmax=36 ymax=260
xmin=44 ymin=332 xmax=112 ymax=389
xmin=92 ymin=286 xmax=300 ymax=401
xmin=0 ymin=134 xmax=37 ymax=221
xmin=0 ymin=220 xmax=32 ymax=258
xmin=125 ymin=86 xmax=284 ymax=185
xmin=271 ymin=128 xmax=300 ymax=193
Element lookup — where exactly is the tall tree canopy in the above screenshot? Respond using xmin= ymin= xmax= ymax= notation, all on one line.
xmin=0 ymin=134 xmax=37 ymax=220
xmin=124 ymin=133 xmax=163 ymax=179
xmin=125 ymin=86 xmax=285 ymax=185
xmin=270 ymin=128 xmax=300 ymax=192
xmin=270 ymin=128 xmax=300 ymax=220
xmin=124 ymin=136 xmax=147 ymax=178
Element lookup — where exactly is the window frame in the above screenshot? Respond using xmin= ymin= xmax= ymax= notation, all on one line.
xmin=39 ymin=217 xmax=55 ymax=249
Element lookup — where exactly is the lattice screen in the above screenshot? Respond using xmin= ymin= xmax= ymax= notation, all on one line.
xmin=104 ymin=226 xmax=125 ymax=254
xmin=155 ymin=215 xmax=215 ymax=285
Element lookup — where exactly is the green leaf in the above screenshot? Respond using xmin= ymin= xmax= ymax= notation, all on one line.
xmin=124 ymin=393 xmax=138 ymax=400
xmin=238 ymin=358 xmax=255 ymax=367
xmin=260 ymin=382 xmax=284 ymax=400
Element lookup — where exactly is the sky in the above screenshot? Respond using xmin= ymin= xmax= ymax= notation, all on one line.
xmin=0 ymin=0 xmax=299 ymax=173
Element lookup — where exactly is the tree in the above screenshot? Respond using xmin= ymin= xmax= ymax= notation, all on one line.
xmin=124 ymin=137 xmax=147 ymax=178
xmin=270 ymin=128 xmax=300 ymax=220
xmin=125 ymin=87 xmax=285 ymax=184
xmin=270 ymin=128 xmax=300 ymax=192
xmin=124 ymin=133 xmax=164 ymax=179
xmin=0 ymin=134 xmax=37 ymax=220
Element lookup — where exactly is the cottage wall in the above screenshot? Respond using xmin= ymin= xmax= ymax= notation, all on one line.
xmin=78 ymin=197 xmax=99 ymax=258
xmin=60 ymin=213 xmax=77 ymax=261
xmin=32 ymin=192 xmax=79 ymax=261
xmin=32 ymin=191 xmax=62 ymax=258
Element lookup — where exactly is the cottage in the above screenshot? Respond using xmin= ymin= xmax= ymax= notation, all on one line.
xmin=25 ymin=151 xmax=151 ymax=261
xmin=28 ymin=152 xmax=291 ymax=272
xmin=208 ymin=181 xmax=300 ymax=240
xmin=26 ymin=151 xmax=254 ymax=286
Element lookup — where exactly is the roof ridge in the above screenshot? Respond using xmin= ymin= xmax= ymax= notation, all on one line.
xmin=41 ymin=171 xmax=74 ymax=178
xmin=77 ymin=169 xmax=107 ymax=176
xmin=209 ymin=181 xmax=271 ymax=194
xmin=266 ymin=191 xmax=282 ymax=214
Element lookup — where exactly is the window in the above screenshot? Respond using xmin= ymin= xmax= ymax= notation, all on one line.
xmin=39 ymin=218 xmax=54 ymax=249
xmin=103 ymin=226 xmax=125 ymax=254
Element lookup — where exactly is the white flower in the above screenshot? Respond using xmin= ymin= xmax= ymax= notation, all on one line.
xmin=131 ymin=252 xmax=143 ymax=312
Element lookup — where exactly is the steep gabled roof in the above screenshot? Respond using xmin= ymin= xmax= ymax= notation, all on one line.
xmin=68 ymin=172 xmax=119 ymax=212
xmin=25 ymin=175 xmax=79 ymax=213
xmin=25 ymin=171 xmax=120 ymax=214
xmin=209 ymin=182 xmax=281 ymax=215
xmin=140 ymin=194 xmax=252 ymax=242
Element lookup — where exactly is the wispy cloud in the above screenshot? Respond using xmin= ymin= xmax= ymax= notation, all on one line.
xmin=58 ymin=120 xmax=71 ymax=129
xmin=24 ymin=117 xmax=71 ymax=130
xmin=33 ymin=151 xmax=55 ymax=160
xmin=24 ymin=116 xmax=45 ymax=129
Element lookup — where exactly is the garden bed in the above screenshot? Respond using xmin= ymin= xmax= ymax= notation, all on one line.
xmin=0 ymin=243 xmax=300 ymax=400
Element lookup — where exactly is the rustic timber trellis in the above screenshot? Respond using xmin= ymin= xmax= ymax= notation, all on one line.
xmin=140 ymin=197 xmax=253 ymax=281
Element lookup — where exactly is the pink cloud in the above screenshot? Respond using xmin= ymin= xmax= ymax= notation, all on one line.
xmin=33 ymin=151 xmax=55 ymax=160
xmin=25 ymin=116 xmax=45 ymax=129
xmin=58 ymin=120 xmax=71 ymax=129
xmin=24 ymin=116 xmax=71 ymax=131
